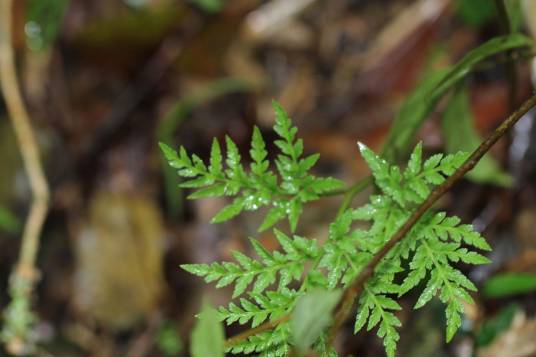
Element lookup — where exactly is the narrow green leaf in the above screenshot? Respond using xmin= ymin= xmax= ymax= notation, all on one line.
xmin=455 ymin=0 xmax=496 ymax=26
xmin=382 ymin=34 xmax=531 ymax=161
xmin=311 ymin=177 xmax=346 ymax=194
xmin=273 ymin=101 xmax=293 ymax=141
xmin=458 ymin=250 xmax=491 ymax=265
xmin=232 ymin=274 xmax=255 ymax=299
xmin=250 ymin=126 xmax=269 ymax=176
xmin=211 ymin=198 xmax=245 ymax=223
xmin=188 ymin=184 xmax=226 ymax=199
xmin=505 ymin=0 xmax=524 ymax=32
xmin=365 ymin=302 xmax=381 ymax=331
xmin=354 ymin=303 xmax=370 ymax=333
xmin=299 ymin=154 xmax=320 ymax=172
xmin=272 ymin=100 xmax=300 ymax=164
xmin=406 ymin=142 xmax=423 ymax=176
xmin=291 ymin=289 xmax=341 ymax=352
xmin=288 ymin=200 xmax=302 ymax=233
xmin=159 ymin=142 xmax=181 ymax=167
xmin=445 ymin=299 xmax=463 ymax=342
xmin=483 ymin=273 xmax=536 ymax=298
xmin=156 ymin=321 xmax=183 ymax=356
xmin=258 ymin=207 xmax=286 ymax=232
xmin=414 ymin=276 xmax=441 ymax=309
xmin=209 ymin=138 xmax=223 ymax=175
xmin=433 ymin=34 xmax=531 ymax=100
xmin=475 ymin=304 xmax=518 ymax=347
xmin=249 ymin=239 xmax=273 ymax=264
xmin=180 ymin=176 xmax=214 ymax=189
xmin=180 ymin=264 xmax=210 ymax=277
xmin=190 ymin=303 xmax=225 ymax=357
xmin=225 ymin=136 xmax=241 ymax=170
xmin=382 ymin=70 xmax=449 ymax=162
xmin=0 ymin=206 xmax=21 ymax=234
xmin=358 ymin=142 xmax=389 ymax=180
xmin=190 ymin=0 xmax=223 ymax=13
xmin=442 ymin=87 xmax=512 ymax=186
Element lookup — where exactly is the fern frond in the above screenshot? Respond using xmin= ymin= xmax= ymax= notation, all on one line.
xmin=160 ymin=101 xmax=345 ymax=232
xmin=227 ymin=323 xmax=291 ymax=357
xmin=350 ymin=143 xmax=489 ymax=353
xmin=175 ymin=103 xmax=494 ymax=357
xmin=397 ymin=212 xmax=491 ymax=342
xmin=358 ymin=142 xmax=468 ymax=206
xmin=181 ymin=230 xmax=319 ymax=298
xmin=422 ymin=212 xmax=491 ymax=251
xmin=354 ymin=285 xmax=401 ymax=357
xmin=318 ymin=210 xmax=371 ymax=288
xmin=219 ymin=290 xmax=297 ymax=328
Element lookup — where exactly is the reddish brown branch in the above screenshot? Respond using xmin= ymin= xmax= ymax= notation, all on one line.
xmin=223 ymin=93 xmax=536 ymax=348
xmin=328 ymin=93 xmax=536 ymax=342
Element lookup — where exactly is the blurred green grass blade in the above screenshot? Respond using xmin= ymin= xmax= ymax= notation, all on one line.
xmin=190 ymin=0 xmax=223 ymax=13
xmin=456 ymin=0 xmax=522 ymax=30
xmin=0 ymin=206 xmax=21 ymax=234
xmin=382 ymin=69 xmax=448 ymax=162
xmin=156 ymin=320 xmax=183 ymax=356
xmin=431 ymin=34 xmax=531 ymax=97
xmin=455 ymin=0 xmax=496 ymax=27
xmin=26 ymin=0 xmax=69 ymax=51
xmin=476 ymin=304 xmax=518 ymax=346
xmin=483 ymin=273 xmax=536 ymax=298
xmin=291 ymin=289 xmax=341 ymax=353
xmin=505 ymin=0 xmax=524 ymax=32
xmin=382 ymin=33 xmax=532 ymax=162
xmin=442 ymin=87 xmax=512 ymax=186
xmin=190 ymin=303 xmax=225 ymax=357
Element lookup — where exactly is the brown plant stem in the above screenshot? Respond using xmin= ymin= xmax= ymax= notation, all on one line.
xmin=327 ymin=92 xmax=536 ymax=343
xmin=0 ymin=0 xmax=50 ymax=353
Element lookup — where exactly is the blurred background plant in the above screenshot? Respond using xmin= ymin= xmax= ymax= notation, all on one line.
xmin=1 ymin=0 xmax=536 ymax=356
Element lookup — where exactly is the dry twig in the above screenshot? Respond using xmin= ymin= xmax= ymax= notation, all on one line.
xmin=0 ymin=0 xmax=50 ymax=353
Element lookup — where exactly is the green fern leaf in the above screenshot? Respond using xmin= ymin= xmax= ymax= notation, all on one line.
xmin=211 ymin=198 xmax=246 ymax=223
xmin=182 ymin=231 xmax=318 ymax=298
xmin=209 ymin=138 xmax=223 ymax=176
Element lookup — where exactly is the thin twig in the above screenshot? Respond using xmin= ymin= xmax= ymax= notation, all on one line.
xmin=0 ymin=0 xmax=50 ymax=353
xmin=327 ymin=93 xmax=536 ymax=343
xmin=336 ymin=176 xmax=372 ymax=217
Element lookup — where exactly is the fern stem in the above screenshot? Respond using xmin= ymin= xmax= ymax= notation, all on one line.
xmin=224 ymin=315 xmax=289 ymax=348
xmin=328 ymin=92 xmax=536 ymax=343
xmin=337 ymin=176 xmax=372 ymax=217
